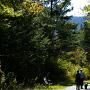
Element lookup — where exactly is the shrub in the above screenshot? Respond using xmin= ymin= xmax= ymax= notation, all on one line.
xmin=83 ymin=68 xmax=90 ymax=79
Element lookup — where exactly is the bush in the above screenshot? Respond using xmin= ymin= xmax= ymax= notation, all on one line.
xmin=0 ymin=69 xmax=5 ymax=88
xmin=83 ymin=68 xmax=90 ymax=79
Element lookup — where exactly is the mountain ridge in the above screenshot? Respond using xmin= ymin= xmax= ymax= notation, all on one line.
xmin=69 ymin=16 xmax=85 ymax=30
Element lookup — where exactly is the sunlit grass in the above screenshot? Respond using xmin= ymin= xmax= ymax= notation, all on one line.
xmin=48 ymin=85 xmax=64 ymax=89
xmin=84 ymin=80 xmax=90 ymax=83
xmin=23 ymin=84 xmax=65 ymax=90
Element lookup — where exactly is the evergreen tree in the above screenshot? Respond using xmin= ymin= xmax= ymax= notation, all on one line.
xmin=83 ymin=5 xmax=90 ymax=62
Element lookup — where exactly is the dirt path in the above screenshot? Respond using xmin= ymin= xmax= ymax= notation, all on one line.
xmin=64 ymin=84 xmax=90 ymax=90
xmin=65 ymin=85 xmax=76 ymax=90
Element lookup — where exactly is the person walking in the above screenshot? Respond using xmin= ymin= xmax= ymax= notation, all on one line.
xmin=79 ymin=69 xmax=84 ymax=89
xmin=75 ymin=70 xmax=81 ymax=90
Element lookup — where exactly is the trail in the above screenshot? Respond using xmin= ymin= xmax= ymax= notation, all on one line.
xmin=64 ymin=84 xmax=90 ymax=90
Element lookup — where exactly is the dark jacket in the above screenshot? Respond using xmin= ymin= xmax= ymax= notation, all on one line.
xmin=75 ymin=72 xmax=81 ymax=84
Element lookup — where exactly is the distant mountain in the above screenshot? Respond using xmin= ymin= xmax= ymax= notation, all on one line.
xmin=69 ymin=16 xmax=86 ymax=30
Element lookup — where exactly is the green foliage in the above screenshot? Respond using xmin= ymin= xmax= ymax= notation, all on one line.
xmin=0 ymin=69 xmax=5 ymax=87
xmin=0 ymin=0 xmax=89 ymax=88
xmin=70 ymin=47 xmax=87 ymax=66
xmin=83 ymin=68 xmax=90 ymax=79
xmin=57 ymin=58 xmax=70 ymax=70
xmin=84 ymin=5 xmax=90 ymax=11
xmin=83 ymin=5 xmax=90 ymax=63
xmin=22 ymin=84 xmax=64 ymax=90
xmin=57 ymin=58 xmax=79 ymax=80
xmin=3 ymin=72 xmax=17 ymax=89
xmin=22 ymin=0 xmax=44 ymax=15
xmin=84 ymin=21 xmax=90 ymax=28
xmin=0 ymin=0 xmax=23 ymax=10
xmin=33 ymin=84 xmax=64 ymax=90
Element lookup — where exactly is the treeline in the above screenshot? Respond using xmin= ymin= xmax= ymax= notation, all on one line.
xmin=0 ymin=0 xmax=90 ymax=89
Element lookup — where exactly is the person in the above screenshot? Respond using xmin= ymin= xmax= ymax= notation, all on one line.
xmin=75 ymin=70 xmax=81 ymax=90
xmin=79 ymin=69 xmax=84 ymax=89
xmin=84 ymin=83 xmax=88 ymax=89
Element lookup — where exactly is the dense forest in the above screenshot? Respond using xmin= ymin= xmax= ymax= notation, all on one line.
xmin=0 ymin=0 xmax=90 ymax=89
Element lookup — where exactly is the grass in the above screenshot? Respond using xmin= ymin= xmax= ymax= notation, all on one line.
xmin=48 ymin=85 xmax=64 ymax=90
xmin=22 ymin=80 xmax=74 ymax=90
xmin=84 ymin=80 xmax=90 ymax=83
xmin=22 ymin=84 xmax=65 ymax=90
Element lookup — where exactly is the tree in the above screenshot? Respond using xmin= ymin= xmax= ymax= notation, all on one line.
xmin=0 ymin=0 xmax=82 ymax=87
xmin=83 ymin=5 xmax=90 ymax=62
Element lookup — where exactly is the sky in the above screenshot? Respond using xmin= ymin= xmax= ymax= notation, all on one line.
xmin=67 ymin=0 xmax=89 ymax=16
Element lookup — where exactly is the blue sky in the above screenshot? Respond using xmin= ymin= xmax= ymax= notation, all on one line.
xmin=67 ymin=0 xmax=89 ymax=16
